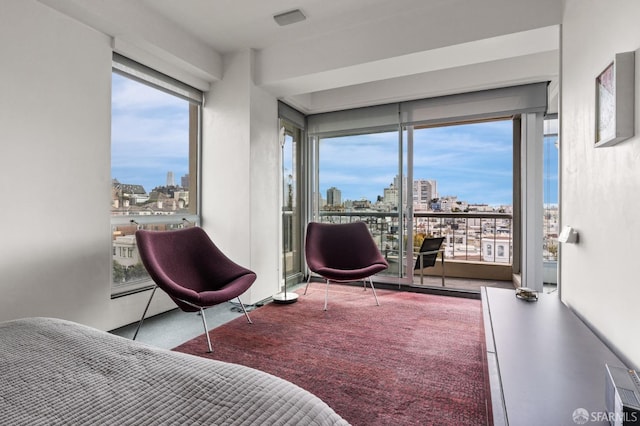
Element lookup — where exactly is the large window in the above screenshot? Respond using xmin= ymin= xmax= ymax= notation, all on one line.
xmin=110 ymin=54 xmax=202 ymax=296
xmin=307 ymin=83 xmax=547 ymax=289
xmin=312 ymin=120 xmax=513 ymax=280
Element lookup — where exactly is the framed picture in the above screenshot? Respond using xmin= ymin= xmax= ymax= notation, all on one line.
xmin=595 ymin=51 xmax=635 ymax=147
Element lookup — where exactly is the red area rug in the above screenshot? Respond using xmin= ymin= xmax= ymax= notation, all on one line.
xmin=173 ymin=283 xmax=491 ymax=425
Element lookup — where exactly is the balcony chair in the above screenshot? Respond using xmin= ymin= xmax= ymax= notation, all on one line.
xmin=414 ymin=236 xmax=445 ymax=286
xmin=304 ymin=221 xmax=389 ymax=310
xmin=133 ymin=227 xmax=256 ymax=352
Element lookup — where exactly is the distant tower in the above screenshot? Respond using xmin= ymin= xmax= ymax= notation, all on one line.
xmin=327 ymin=187 xmax=342 ymax=206
xmin=181 ymin=174 xmax=189 ymax=189
xmin=166 ymin=171 xmax=175 ymax=187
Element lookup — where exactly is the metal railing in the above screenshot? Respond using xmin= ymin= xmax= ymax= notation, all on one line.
xmin=317 ymin=210 xmax=513 ymax=267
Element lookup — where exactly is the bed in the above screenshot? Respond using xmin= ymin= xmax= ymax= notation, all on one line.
xmin=0 ymin=317 xmax=349 ymax=425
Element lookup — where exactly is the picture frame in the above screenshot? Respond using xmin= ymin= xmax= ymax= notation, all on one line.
xmin=594 ymin=51 xmax=635 ymax=148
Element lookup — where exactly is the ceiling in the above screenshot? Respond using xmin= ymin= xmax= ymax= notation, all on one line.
xmin=39 ymin=0 xmax=562 ymax=114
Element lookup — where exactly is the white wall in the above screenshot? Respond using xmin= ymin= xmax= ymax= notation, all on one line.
xmin=0 ymin=0 xmax=178 ymax=331
xmin=0 ymin=0 xmax=283 ymax=331
xmin=561 ymin=0 xmax=640 ymax=368
xmin=201 ymin=49 xmax=280 ymax=305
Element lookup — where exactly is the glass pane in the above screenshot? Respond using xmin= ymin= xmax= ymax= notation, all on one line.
xmin=318 ymin=131 xmax=400 ymax=276
xmin=111 ymin=72 xmax=197 ymax=294
xmin=411 ymin=120 xmax=513 ymax=270
xmin=282 ymin=124 xmax=302 ymax=285
xmin=543 ymin=117 xmax=559 ymax=289
xmin=111 ymin=221 xmax=196 ymax=295
xmin=111 ymin=73 xmax=193 ymax=217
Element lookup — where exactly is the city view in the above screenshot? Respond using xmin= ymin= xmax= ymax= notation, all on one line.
xmin=317 ymin=174 xmax=558 ymax=282
xmin=313 ymin=120 xmax=558 ymax=282
xmin=319 ymin=175 xmax=514 ymax=263
xmin=111 ymin=172 xmax=193 ymax=290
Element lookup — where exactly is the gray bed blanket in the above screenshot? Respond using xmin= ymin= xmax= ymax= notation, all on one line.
xmin=0 ymin=317 xmax=349 ymax=425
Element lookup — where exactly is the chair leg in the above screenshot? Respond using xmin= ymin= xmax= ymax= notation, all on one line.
xmin=304 ymin=273 xmax=312 ymax=295
xmin=132 ymin=286 xmax=157 ymax=341
xmin=236 ymin=297 xmax=253 ymax=324
xmin=368 ymin=277 xmax=380 ymax=306
xmin=200 ymin=308 xmax=213 ymax=353
xmin=324 ymin=279 xmax=330 ymax=311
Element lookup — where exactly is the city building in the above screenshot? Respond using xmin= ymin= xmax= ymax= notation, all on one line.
xmin=414 ymin=179 xmax=437 ymax=207
xmin=166 ymin=171 xmax=175 ymax=187
xmin=4 ymin=1 xmax=640 ymax=420
xmin=112 ymin=234 xmax=139 ymax=268
xmin=112 ymin=180 xmax=149 ymax=205
xmin=326 ymin=187 xmax=341 ymax=206
xmin=382 ymin=182 xmax=398 ymax=206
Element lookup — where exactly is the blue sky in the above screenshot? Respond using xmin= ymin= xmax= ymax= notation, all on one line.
xmin=112 ymin=72 xmax=559 ymax=206
xmin=543 ymin=135 xmax=559 ymax=206
xmin=320 ymin=121 xmax=559 ymax=207
xmin=111 ymin=73 xmax=190 ymax=193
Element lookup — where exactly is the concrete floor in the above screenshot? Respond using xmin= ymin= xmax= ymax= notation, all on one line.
xmin=110 ymin=301 xmax=247 ymax=349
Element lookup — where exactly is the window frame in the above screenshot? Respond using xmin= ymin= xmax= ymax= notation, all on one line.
xmin=110 ymin=53 xmax=203 ymax=298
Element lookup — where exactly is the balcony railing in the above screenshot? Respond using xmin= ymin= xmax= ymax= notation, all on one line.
xmin=317 ymin=210 xmax=513 ymax=279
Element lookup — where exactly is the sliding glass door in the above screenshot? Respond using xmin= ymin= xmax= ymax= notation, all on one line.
xmin=404 ymin=120 xmax=514 ymax=285
xmin=311 ymin=119 xmax=514 ymax=287
xmin=305 ymin=83 xmax=547 ymax=289
xmin=313 ymin=129 xmax=403 ymax=278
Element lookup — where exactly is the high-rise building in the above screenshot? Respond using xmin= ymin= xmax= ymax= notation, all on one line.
xmin=413 ymin=179 xmax=437 ymax=204
xmin=166 ymin=171 xmax=175 ymax=187
xmin=181 ymin=174 xmax=189 ymax=189
xmin=327 ymin=187 xmax=341 ymax=205
xmin=393 ymin=175 xmax=407 ymax=196
xmin=383 ymin=183 xmax=398 ymax=205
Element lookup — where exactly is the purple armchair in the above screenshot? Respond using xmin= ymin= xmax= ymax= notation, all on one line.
xmin=304 ymin=221 xmax=389 ymax=310
xmin=134 ymin=227 xmax=256 ymax=352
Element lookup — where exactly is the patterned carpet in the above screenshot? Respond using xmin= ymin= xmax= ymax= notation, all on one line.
xmin=174 ymin=283 xmax=491 ymax=426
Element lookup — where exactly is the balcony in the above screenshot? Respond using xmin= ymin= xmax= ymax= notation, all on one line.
xmin=317 ymin=210 xmax=515 ymax=293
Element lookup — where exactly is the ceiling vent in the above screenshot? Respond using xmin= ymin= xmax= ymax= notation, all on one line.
xmin=273 ymin=9 xmax=306 ymax=26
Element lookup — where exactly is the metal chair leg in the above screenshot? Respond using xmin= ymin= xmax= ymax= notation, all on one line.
xmin=368 ymin=277 xmax=380 ymax=306
xmin=133 ymin=286 xmax=157 ymax=340
xmin=324 ymin=279 xmax=330 ymax=311
xmin=236 ymin=297 xmax=253 ymax=324
xmin=304 ymin=273 xmax=312 ymax=295
xmin=441 ymin=252 xmax=446 ymax=287
xmin=200 ymin=308 xmax=213 ymax=353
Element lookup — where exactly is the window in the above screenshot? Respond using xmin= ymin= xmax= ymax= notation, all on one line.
xmin=315 ymin=130 xmax=399 ymax=276
xmin=280 ymin=120 xmax=304 ymax=287
xmin=543 ymin=116 xmax=559 ymax=262
xmin=110 ymin=53 xmax=202 ymax=296
xmin=307 ymin=84 xmax=544 ymax=288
